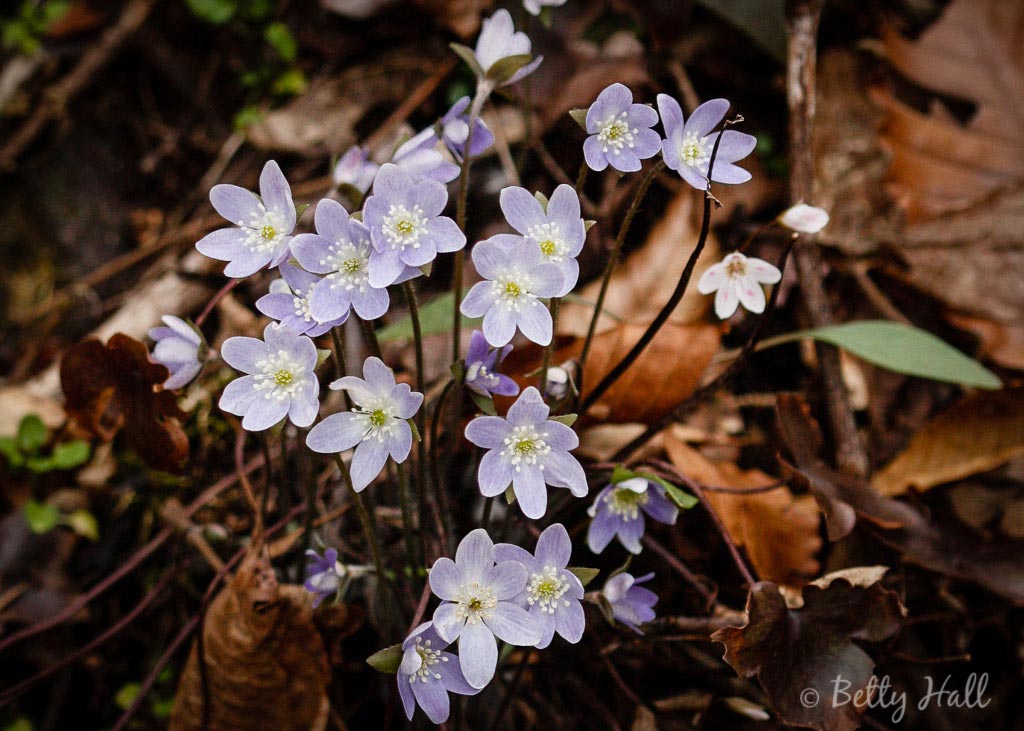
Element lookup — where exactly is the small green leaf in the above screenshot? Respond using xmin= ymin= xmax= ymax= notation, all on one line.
xmin=484 ymin=53 xmax=532 ymax=84
xmin=17 ymin=414 xmax=47 ymax=452
xmin=449 ymin=43 xmax=485 ymax=78
xmin=584 ymin=219 xmax=597 ymax=232
xmin=25 ymin=456 xmax=55 ymax=473
xmin=549 ymin=413 xmax=578 ymax=427
xmin=763 ymin=321 xmax=1002 ymax=389
xmin=23 ymin=501 xmax=60 ymax=534
xmin=152 ymin=696 xmax=175 ymax=718
xmin=408 ymin=419 xmax=422 ymax=443
xmin=567 ymin=566 xmax=600 ymax=587
xmin=185 ymin=0 xmax=236 ymax=24
xmin=366 ymin=644 xmax=403 ymax=674
xmin=568 ymin=108 xmax=589 ymax=130
xmin=450 ymin=360 xmax=466 ymax=382
xmin=0 ymin=436 xmax=24 ymax=467
xmin=504 ymin=486 xmax=516 ymax=504
xmin=316 ymin=348 xmax=333 ymax=367
xmin=469 ymin=390 xmax=497 ymax=416
xmin=660 ymin=480 xmax=699 ymax=509
xmin=115 ymin=682 xmax=141 ymax=710
xmin=610 ymin=465 xmax=635 ymax=484
xmin=63 ymin=509 xmax=99 ymax=541
xmin=377 ymin=292 xmax=481 ymax=342
xmin=233 ymin=106 xmax=264 ymax=130
xmin=50 ymin=440 xmax=91 ymax=470
xmin=2 ymin=717 xmax=33 ymax=731
xmin=295 ymin=202 xmax=311 ymax=220
xmin=337 ymin=183 xmax=366 ymax=208
xmin=264 ymin=21 xmax=298 ymax=61
xmin=271 ymin=68 xmax=307 ymax=97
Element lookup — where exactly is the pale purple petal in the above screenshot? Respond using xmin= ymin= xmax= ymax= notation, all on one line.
xmin=219 ymin=376 xmax=259 ymax=416
xmin=410 ymin=674 xmax=451 ymax=724
xmin=220 ymin=336 xmax=269 ymax=374
xmin=534 ymin=523 xmax=571 ymax=568
xmin=709 ymin=129 xmax=757 ymax=164
xmin=529 ymin=262 xmax=565 ymax=298
xmin=465 ymin=416 xmax=513 ymax=449
xmin=195 ymin=227 xmax=249 ymax=261
xmin=427 ymin=217 xmax=466 ymax=254
xmin=542 ymin=450 xmax=588 ymax=497
xmin=512 ymin=464 xmax=548 ymax=519
xmin=685 ymin=98 xmax=729 ymax=138
xmin=487 ymin=561 xmax=528 ymax=599
xmin=429 ymin=557 xmax=463 ymax=600
xmin=482 ymin=305 xmax=517 ymax=347
xmin=515 ymin=297 xmax=552 ymax=345
xmin=583 ymin=135 xmax=609 ymax=172
xmin=500 ymin=186 xmax=546 ymax=235
xmin=554 ymin=598 xmax=585 ymax=643
xmin=432 ymin=602 xmax=464 ymax=643
xmin=656 ymin=94 xmax=685 ymax=139
xmin=455 ymin=528 xmax=494 ymax=578
xmin=349 ymin=438 xmax=389 ymax=491
xmin=484 ymin=603 xmax=541 ymax=646
xmin=241 ymin=396 xmax=289 ymax=432
xmin=388 ymin=422 xmax=413 ymax=463
xmin=398 ymin=673 xmax=416 ymax=721
xmin=259 ymin=160 xmax=296 ymax=230
xmin=617 ymin=513 xmax=645 ymax=554
xmin=458 ymin=620 xmax=497 ymax=690
xmin=461 ymin=281 xmax=497 ymax=318
xmin=506 ymin=387 xmax=549 ymax=426
xmin=288 ymin=379 xmax=319 ymax=428
xmin=587 ymin=510 xmax=620 ymax=554
xmin=209 ymin=184 xmax=261 ymax=224
xmin=478 ymin=449 xmax=514 ymax=496
xmin=306 ymin=412 xmax=366 ymax=454
xmin=542 ymin=421 xmax=579 ymax=451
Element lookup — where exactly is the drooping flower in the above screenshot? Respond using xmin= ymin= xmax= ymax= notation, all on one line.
xmin=583 ymin=83 xmax=662 ymax=173
xmin=306 ymin=356 xmax=423 ymax=491
xmin=439 ymin=96 xmax=495 ymax=160
xmin=256 ymin=263 xmax=347 ymax=337
xmin=778 ymin=203 xmax=829 ymax=234
xmin=498 ymin=185 xmax=586 ymax=296
xmin=398 ymin=622 xmax=480 ymax=724
xmin=363 ymin=163 xmax=466 ymax=288
xmin=291 ymin=198 xmax=416 ymax=323
xmin=524 ymin=0 xmax=567 ymax=16
xmin=494 ymin=523 xmax=585 ymax=649
xmin=464 ymin=330 xmax=519 ymax=398
xmin=195 ymin=160 xmax=296 ymax=278
xmin=696 ymin=251 xmax=781 ymax=320
xmin=472 ymin=9 xmax=543 ymax=87
xmin=391 ymin=128 xmax=461 ymax=184
xmin=220 ymin=323 xmax=320 ymax=431
xmin=587 ymin=477 xmax=678 ymax=555
xmin=656 ymin=94 xmax=757 ymax=190
xmin=304 ymin=548 xmax=344 ymax=607
xmin=148 ymin=315 xmax=207 ymax=390
xmin=460 ymin=236 xmax=563 ymax=347
xmin=429 ymin=529 xmax=541 ymax=689
xmin=601 ymin=571 xmax=657 ymax=634
xmin=542 ymin=365 xmax=571 ymax=401
xmin=464 ymin=387 xmax=587 ymax=519
xmin=332 ymin=145 xmax=379 ymax=196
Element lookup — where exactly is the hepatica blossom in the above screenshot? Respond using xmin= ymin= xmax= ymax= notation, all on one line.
xmin=602 ymin=572 xmax=657 ymax=634
xmin=430 ymin=529 xmax=541 ymax=689
xmin=332 ymin=145 xmax=378 ymax=196
xmin=583 ymin=83 xmax=661 ymax=173
xmin=499 ymin=185 xmax=586 ymax=296
xmin=440 ymin=96 xmax=494 ymax=160
xmin=587 ymin=477 xmax=678 ymax=555
xmin=494 ymin=524 xmax=585 ymax=649
xmin=697 ymin=251 xmax=781 ymax=319
xmin=256 ymin=263 xmax=346 ymax=337
xmin=460 ymin=236 xmax=563 ymax=347
xmin=306 ymin=356 xmax=423 ymax=491
xmin=524 ymin=0 xmax=567 ymax=16
xmin=464 ymin=330 xmax=519 ymax=398
xmin=656 ymin=95 xmax=757 ymax=190
xmin=363 ymin=163 xmax=466 ymax=288
xmin=464 ymin=387 xmax=587 ymax=519
xmin=149 ymin=315 xmax=205 ymax=390
xmin=391 ymin=127 xmax=460 ymax=184
xmin=196 ymin=160 xmax=296 ymax=277
xmin=220 ymin=323 xmax=319 ymax=431
xmin=398 ymin=622 xmax=479 ymax=724
xmin=304 ymin=548 xmax=344 ymax=608
xmin=472 ymin=9 xmax=543 ymax=87
xmin=291 ymin=198 xmax=414 ymax=323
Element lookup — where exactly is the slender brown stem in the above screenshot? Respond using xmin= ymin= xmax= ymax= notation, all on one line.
xmin=394 ymin=460 xmax=421 ymax=571
xmin=194 ymin=277 xmax=238 ymax=327
xmin=332 ymin=454 xmax=385 ymax=584
xmin=539 ymin=297 xmax=560 ymax=394
xmin=429 ymin=379 xmax=455 ymax=553
xmin=359 ymin=316 xmax=383 ymax=360
xmin=403 ymin=281 xmax=429 ymax=559
xmin=329 ymin=326 xmax=353 ymax=411
xmin=575 ymin=160 xmax=589 ymax=192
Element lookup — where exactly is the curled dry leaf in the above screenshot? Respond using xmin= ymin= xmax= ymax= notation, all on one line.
xmin=170 ymin=545 xmax=333 ymax=731
xmin=873 ymin=387 xmax=1024 ymax=496
xmin=60 ymin=333 xmax=188 ymax=472
xmin=712 ymin=571 xmax=904 ymax=731
xmin=664 ymin=432 xmax=821 ymax=587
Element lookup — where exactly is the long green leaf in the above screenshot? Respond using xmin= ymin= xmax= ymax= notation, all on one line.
xmin=376 ymin=292 xmax=481 ymax=343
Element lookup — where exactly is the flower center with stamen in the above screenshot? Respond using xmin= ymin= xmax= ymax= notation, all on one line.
xmin=501 ymin=424 xmax=551 ymax=470
xmin=369 ymin=409 xmax=387 ymax=427
xmin=679 ymin=132 xmax=708 ymax=167
xmin=505 ymin=281 xmax=521 ymax=297
xmin=605 ymin=486 xmax=650 ymax=520
xmin=725 ymin=254 xmax=748 ymax=277
xmin=452 ymin=582 xmax=498 ymax=624
xmin=243 ymin=206 xmax=289 ymax=254
xmin=261 ymin=225 xmax=277 ymax=240
xmin=382 ymin=204 xmax=427 ymax=249
xmin=527 ymin=222 xmax=566 ymax=262
xmin=324 ymin=242 xmax=370 ymax=292
xmin=527 ymin=565 xmax=570 ymax=614
xmin=409 ymin=638 xmax=448 ymax=684
xmin=254 ymin=349 xmax=304 ymax=401
xmin=598 ymin=112 xmax=637 ymax=153
xmin=492 ymin=272 xmax=534 ymax=312
xmin=355 ymin=400 xmax=397 ymax=442
xmin=289 ymin=287 xmax=316 ymax=323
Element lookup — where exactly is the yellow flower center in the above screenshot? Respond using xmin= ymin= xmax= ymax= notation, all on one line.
xmin=539 ymin=239 xmax=557 ymax=256
xmin=369 ymin=409 xmax=387 ymax=427
xmin=396 ymin=220 xmax=414 ymax=235
xmin=505 ymin=281 xmax=522 ymax=298
xmin=261 ymin=224 xmax=277 ymax=240
xmin=274 ymin=369 xmax=294 ymax=386
xmin=343 ymin=257 xmax=362 ymax=273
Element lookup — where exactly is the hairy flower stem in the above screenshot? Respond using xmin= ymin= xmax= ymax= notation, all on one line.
xmin=575 ymin=160 xmax=589 ymax=193
xmin=329 ymin=326 xmax=353 ymax=412
xmin=394 ymin=460 xmax=421 ymax=572
xmin=332 ymin=453 xmax=385 ymax=585
xmin=403 ymin=281 xmax=429 ymax=558
xmin=540 ymin=297 xmax=560 ymax=394
xmin=577 ymin=159 xmax=665 ymax=398
xmin=480 ymin=495 xmax=495 ymax=531
xmin=429 ymin=379 xmax=455 ymax=553
xmin=194 ymin=277 xmax=239 ymax=328
xmin=359 ymin=316 xmax=384 ymax=360
xmin=579 ymin=129 xmax=730 ymax=415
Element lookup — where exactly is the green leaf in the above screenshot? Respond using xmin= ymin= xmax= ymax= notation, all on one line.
xmin=449 ymin=43 xmax=485 ymax=78
xmin=17 ymin=414 xmax=47 ymax=452
xmin=567 ymin=566 xmax=600 ymax=587
xmin=533 ymin=191 xmax=549 ymax=210
xmin=660 ymin=480 xmax=699 ymax=510
xmin=549 ymin=413 xmax=578 ymax=427
xmin=469 ymin=390 xmax=497 ymax=416
xmin=2 ymin=717 xmax=33 ymax=731
xmin=185 ymin=0 xmax=236 ymax=24
xmin=763 ymin=321 xmax=1001 ymax=390
xmin=25 ymin=456 xmax=55 ymax=473
xmin=366 ymin=644 xmax=403 ymax=674
xmin=376 ymin=292 xmax=481 ymax=342
xmin=263 ymin=21 xmax=298 ymax=61
xmin=408 ymin=419 xmax=422 ymax=443
xmin=115 ymin=682 xmax=141 ymax=710
xmin=484 ymin=53 xmax=532 ymax=84
xmin=271 ymin=68 xmax=307 ymax=97
xmin=23 ymin=500 xmax=60 ymax=534
xmin=63 ymin=509 xmax=99 ymax=541
xmin=0 ymin=436 xmax=24 ymax=467
xmin=50 ymin=440 xmax=91 ymax=470
xmin=233 ymin=105 xmax=264 ymax=130
xmin=568 ymin=108 xmax=588 ymax=130
xmin=152 ymin=696 xmax=175 ymax=718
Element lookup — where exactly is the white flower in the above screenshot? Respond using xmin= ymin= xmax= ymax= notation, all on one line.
xmin=697 ymin=252 xmax=781 ymax=320
xmin=524 ymin=0 xmax=567 ymax=16
xmin=778 ymin=203 xmax=829 ymax=234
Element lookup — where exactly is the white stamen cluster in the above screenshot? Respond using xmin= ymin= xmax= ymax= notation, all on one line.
xmin=500 ymin=425 xmax=551 ymax=471
xmin=290 ymin=288 xmax=315 ymax=323
xmin=679 ymin=132 xmax=709 ymax=168
xmin=241 ymin=205 xmax=288 ymax=253
xmin=723 ymin=253 xmax=748 ymax=278
xmin=466 ymin=362 xmax=499 ymax=390
xmin=353 ymin=399 xmax=398 ymax=442
xmin=323 ymin=242 xmax=370 ymax=293
xmin=254 ymin=349 xmax=304 ymax=401
xmin=491 ymin=274 xmax=533 ymax=311
xmin=452 ymin=582 xmax=498 ymax=624
xmin=526 ymin=565 xmax=570 ymax=614
xmin=605 ymin=486 xmax=650 ymax=520
xmin=527 ymin=222 xmax=566 ymax=263
xmin=382 ymin=204 xmax=428 ymax=249
xmin=597 ymin=112 xmax=638 ymax=154
xmin=408 ymin=637 xmax=449 ymax=684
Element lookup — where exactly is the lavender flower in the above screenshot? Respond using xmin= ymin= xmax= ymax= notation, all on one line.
xmin=304 ymin=548 xmax=344 ymax=607
xmin=696 ymin=251 xmax=781 ymax=319
xmin=472 ymin=9 xmax=543 ymax=87
xmin=583 ymin=83 xmax=662 ymax=173
xmin=602 ymin=571 xmax=657 ymax=634
xmin=440 ymin=96 xmax=495 ymax=160
xmin=220 ymin=323 xmax=320 ymax=431
xmin=498 ymin=184 xmax=586 ymax=296
xmin=494 ymin=524 xmax=585 ymax=649
xmin=306 ymin=356 xmax=423 ymax=491
xmin=656 ymin=94 xmax=757 ymax=190
xmin=291 ymin=199 xmax=415 ymax=323
xmin=430 ymin=529 xmax=541 ymax=689
xmin=391 ymin=128 xmax=460 ymax=184
xmin=460 ymin=236 xmax=563 ymax=347
xmin=148 ymin=315 xmax=206 ymax=390
xmin=524 ymin=0 xmax=567 ymax=16
xmin=464 ymin=387 xmax=587 ymax=519
xmin=398 ymin=622 xmax=479 ymax=723
xmin=587 ymin=477 xmax=678 ymax=555
xmin=333 ymin=145 xmax=379 ymax=196
xmin=195 ymin=160 xmax=296 ymax=278
xmin=465 ymin=330 xmax=519 ymax=398
xmin=256 ymin=263 xmax=347 ymax=337
xmin=363 ymin=163 xmax=466 ymax=288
